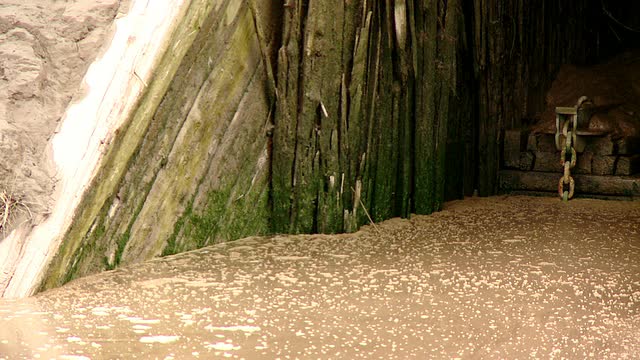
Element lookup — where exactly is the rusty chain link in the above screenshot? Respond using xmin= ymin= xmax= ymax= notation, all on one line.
xmin=555 ymin=97 xmax=589 ymax=201
xmin=557 ymin=133 xmax=576 ymax=201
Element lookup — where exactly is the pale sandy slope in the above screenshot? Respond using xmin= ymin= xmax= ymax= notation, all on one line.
xmin=0 ymin=0 xmax=124 ymax=220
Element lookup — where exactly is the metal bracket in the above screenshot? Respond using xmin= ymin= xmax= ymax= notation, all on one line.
xmin=555 ymin=96 xmax=597 ymax=153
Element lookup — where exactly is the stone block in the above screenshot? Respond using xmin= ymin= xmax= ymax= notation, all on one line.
xmin=574 ymin=151 xmax=593 ymax=175
xmin=533 ymin=151 xmax=561 ymax=172
xmin=616 ymin=137 xmax=640 ymax=155
xmin=536 ymin=134 xmax=558 ymax=152
xmin=592 ymin=156 xmax=616 ymax=176
xmin=584 ymin=136 xmax=614 ymax=155
xmin=526 ymin=133 xmax=537 ymax=151
xmin=504 ymin=130 xmax=526 ymax=169
xmin=574 ymin=135 xmax=586 ymax=153
xmin=615 ymin=155 xmax=640 ymax=176
xmin=519 ymin=152 xmax=534 ymax=171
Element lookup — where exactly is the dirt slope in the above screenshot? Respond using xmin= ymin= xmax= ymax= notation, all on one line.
xmin=0 ymin=0 xmax=125 ymax=234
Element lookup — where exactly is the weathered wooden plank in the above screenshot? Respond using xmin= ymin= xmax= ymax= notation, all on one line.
xmin=500 ymin=170 xmax=640 ymax=197
xmin=393 ymin=0 xmax=414 ymax=217
xmin=104 ymin=0 xmax=244 ymax=262
xmin=359 ymin=7 xmax=383 ymax=227
xmin=122 ymin=5 xmax=266 ymax=263
xmin=337 ymin=1 xmax=364 ymax=230
xmin=343 ymin=9 xmax=373 ymax=232
xmin=396 ymin=80 xmax=413 ymax=217
xmin=432 ymin=0 xmax=460 ymax=211
xmin=271 ymin=0 xmax=305 ymax=233
xmin=413 ymin=0 xmax=438 ymax=215
xmin=371 ymin=5 xmax=397 ymax=222
xmin=40 ymin=0 xmax=222 ymax=289
xmin=166 ymin=66 xmax=272 ymax=254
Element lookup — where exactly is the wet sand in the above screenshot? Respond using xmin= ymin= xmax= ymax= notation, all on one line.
xmin=1 ymin=196 xmax=639 ymax=359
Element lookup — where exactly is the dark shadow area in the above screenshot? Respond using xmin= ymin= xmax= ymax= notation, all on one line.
xmin=498 ymin=1 xmax=640 ymax=199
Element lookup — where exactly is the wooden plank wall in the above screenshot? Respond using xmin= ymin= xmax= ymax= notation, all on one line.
xmin=41 ymin=1 xmax=281 ymax=289
xmin=41 ymin=0 xmax=608 ymax=290
xmin=272 ymin=0 xmax=474 ymax=234
xmin=273 ymin=0 xmax=603 ymax=230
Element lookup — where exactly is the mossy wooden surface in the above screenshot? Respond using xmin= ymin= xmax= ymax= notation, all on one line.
xmin=40 ymin=0 xmax=277 ymax=290
xmin=39 ymin=0 xmax=607 ymax=292
xmin=40 ymin=0 xmax=209 ymax=290
xmin=273 ymin=0 xmax=473 ymax=233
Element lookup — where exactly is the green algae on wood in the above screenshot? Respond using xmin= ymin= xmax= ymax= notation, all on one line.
xmin=39 ymin=1 xmax=276 ymax=291
xmin=40 ymin=1 xmax=212 ymax=290
xmin=41 ymin=0 xmax=475 ymax=291
xmin=35 ymin=0 xmax=608 ymax=294
xmin=273 ymin=0 xmax=475 ymax=233
xmin=121 ymin=6 xmax=265 ymax=263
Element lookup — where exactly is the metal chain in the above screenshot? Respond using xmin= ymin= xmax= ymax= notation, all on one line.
xmin=555 ymin=96 xmax=590 ymax=201
xmin=558 ymin=114 xmax=577 ymax=201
